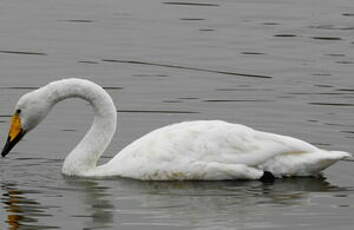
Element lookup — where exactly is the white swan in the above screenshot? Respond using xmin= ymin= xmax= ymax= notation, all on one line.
xmin=1 ymin=78 xmax=351 ymax=181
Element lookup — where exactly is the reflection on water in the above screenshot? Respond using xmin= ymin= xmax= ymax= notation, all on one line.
xmin=122 ymin=176 xmax=338 ymax=204
xmin=58 ymin=176 xmax=352 ymax=230
xmin=63 ymin=177 xmax=114 ymax=230
xmin=1 ymin=166 xmax=353 ymax=230
xmin=1 ymin=183 xmax=58 ymax=230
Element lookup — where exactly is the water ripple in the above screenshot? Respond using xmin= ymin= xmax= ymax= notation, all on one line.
xmin=1 ymin=183 xmax=59 ymax=229
xmin=117 ymin=110 xmax=199 ymax=114
xmin=60 ymin=19 xmax=93 ymax=23
xmin=337 ymin=89 xmax=354 ymax=92
xmin=274 ymin=34 xmax=297 ymax=38
xmin=102 ymin=59 xmax=272 ymax=79
xmin=262 ymin=22 xmax=280 ymax=26
xmin=309 ymin=102 xmax=354 ymax=106
xmin=314 ymin=84 xmax=334 ymax=88
xmin=180 ymin=18 xmax=205 ymax=21
xmin=163 ymin=2 xmax=219 ymax=7
xmin=336 ymin=60 xmax=354 ymax=64
xmin=241 ymin=52 xmax=266 ymax=55
xmin=310 ymin=25 xmax=354 ymax=30
xmin=342 ymin=13 xmax=354 ymax=17
xmin=199 ymin=28 xmax=214 ymax=31
xmin=163 ymin=100 xmax=183 ymax=103
xmin=0 ymin=86 xmax=123 ymax=90
xmin=78 ymin=60 xmax=99 ymax=64
xmin=0 ymin=50 xmax=47 ymax=56
xmin=204 ymin=99 xmax=273 ymax=103
xmin=312 ymin=36 xmax=342 ymax=40
xmin=0 ymin=86 xmax=39 ymax=90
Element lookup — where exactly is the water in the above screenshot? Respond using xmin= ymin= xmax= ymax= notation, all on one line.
xmin=1 ymin=0 xmax=354 ymax=229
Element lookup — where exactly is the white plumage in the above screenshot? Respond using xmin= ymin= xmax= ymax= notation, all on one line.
xmin=97 ymin=120 xmax=350 ymax=180
xmin=2 ymin=78 xmax=351 ymax=180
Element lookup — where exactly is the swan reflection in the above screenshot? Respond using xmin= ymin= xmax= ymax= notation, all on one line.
xmin=63 ymin=177 xmax=114 ymax=229
xmin=1 ymin=183 xmax=57 ymax=230
xmin=62 ymin=176 xmax=347 ymax=229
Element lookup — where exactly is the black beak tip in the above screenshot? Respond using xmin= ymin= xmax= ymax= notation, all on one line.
xmin=1 ymin=139 xmax=12 ymax=157
xmin=1 ymin=131 xmax=25 ymax=158
xmin=1 ymin=145 xmax=10 ymax=157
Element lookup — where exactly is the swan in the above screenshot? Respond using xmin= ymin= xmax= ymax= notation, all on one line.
xmin=1 ymin=78 xmax=352 ymax=181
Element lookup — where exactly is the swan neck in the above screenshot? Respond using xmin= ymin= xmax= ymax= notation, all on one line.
xmin=44 ymin=79 xmax=117 ymax=176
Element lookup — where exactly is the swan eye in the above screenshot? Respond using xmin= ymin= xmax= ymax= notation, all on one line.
xmin=16 ymin=109 xmax=21 ymax=114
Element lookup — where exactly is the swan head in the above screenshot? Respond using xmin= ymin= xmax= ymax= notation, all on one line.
xmin=1 ymin=89 xmax=51 ymax=157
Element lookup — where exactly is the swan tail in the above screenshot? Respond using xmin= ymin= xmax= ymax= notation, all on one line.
xmin=260 ymin=150 xmax=352 ymax=177
xmin=332 ymin=151 xmax=354 ymax=162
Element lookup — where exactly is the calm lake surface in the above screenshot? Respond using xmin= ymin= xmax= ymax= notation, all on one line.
xmin=1 ymin=0 xmax=354 ymax=229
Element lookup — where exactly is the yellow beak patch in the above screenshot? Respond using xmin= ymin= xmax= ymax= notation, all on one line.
xmin=1 ymin=112 xmax=25 ymax=157
xmin=8 ymin=113 xmax=23 ymax=142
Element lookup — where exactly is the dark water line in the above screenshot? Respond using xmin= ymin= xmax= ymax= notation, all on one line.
xmin=274 ymin=34 xmax=297 ymax=37
xmin=102 ymin=59 xmax=272 ymax=79
xmin=310 ymin=25 xmax=354 ymax=31
xmin=199 ymin=28 xmax=214 ymax=31
xmin=78 ymin=60 xmax=100 ymax=64
xmin=241 ymin=52 xmax=266 ymax=55
xmin=312 ymin=37 xmax=342 ymax=40
xmin=204 ymin=99 xmax=273 ymax=103
xmin=178 ymin=97 xmax=199 ymax=100
xmin=0 ymin=86 xmax=39 ymax=90
xmin=61 ymin=129 xmax=77 ymax=132
xmin=163 ymin=2 xmax=220 ymax=7
xmin=117 ymin=110 xmax=199 ymax=114
xmin=341 ymin=131 xmax=354 ymax=134
xmin=0 ymin=86 xmax=123 ymax=90
xmin=102 ymin=87 xmax=124 ymax=90
xmin=309 ymin=102 xmax=354 ymax=106
xmin=215 ymin=88 xmax=272 ymax=92
xmin=288 ymin=92 xmax=353 ymax=95
xmin=180 ymin=18 xmax=206 ymax=21
xmin=0 ymin=50 xmax=47 ymax=56
xmin=343 ymin=13 xmax=354 ymax=16
xmin=60 ymin=19 xmax=93 ymax=23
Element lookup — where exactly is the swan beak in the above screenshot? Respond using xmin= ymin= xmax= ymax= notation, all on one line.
xmin=1 ymin=113 xmax=25 ymax=157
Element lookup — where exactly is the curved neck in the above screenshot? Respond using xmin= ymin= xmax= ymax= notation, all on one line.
xmin=43 ymin=78 xmax=117 ymax=176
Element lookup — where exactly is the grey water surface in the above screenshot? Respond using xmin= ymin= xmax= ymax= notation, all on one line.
xmin=1 ymin=0 xmax=354 ymax=229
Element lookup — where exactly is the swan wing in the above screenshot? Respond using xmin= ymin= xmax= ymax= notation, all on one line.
xmin=252 ymin=131 xmax=351 ymax=176
xmin=104 ymin=120 xmax=350 ymax=180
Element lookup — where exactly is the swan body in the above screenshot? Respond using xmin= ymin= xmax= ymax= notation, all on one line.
xmin=1 ymin=78 xmax=351 ymax=180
